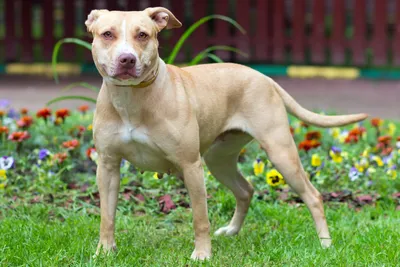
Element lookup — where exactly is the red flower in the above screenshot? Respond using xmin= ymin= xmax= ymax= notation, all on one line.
xmin=86 ymin=147 xmax=96 ymax=159
xmin=78 ymin=105 xmax=89 ymax=113
xmin=0 ymin=126 xmax=9 ymax=134
xmin=55 ymin=109 xmax=70 ymax=120
xmin=36 ymin=108 xmax=52 ymax=120
xmin=290 ymin=126 xmax=294 ymax=136
xmin=8 ymin=131 xmax=30 ymax=142
xmin=305 ymin=131 xmax=322 ymax=141
xmin=345 ymin=134 xmax=359 ymax=144
xmin=371 ymin=118 xmax=383 ymax=128
xmin=348 ymin=127 xmax=365 ymax=137
xmin=298 ymin=139 xmax=321 ymax=152
xmin=20 ymin=108 xmax=28 ymax=115
xmin=53 ymin=152 xmax=68 ymax=163
xmin=17 ymin=116 xmax=33 ymax=129
xmin=378 ymin=135 xmax=392 ymax=145
xmin=62 ymin=139 xmax=80 ymax=150
xmin=382 ymin=147 xmax=393 ymax=156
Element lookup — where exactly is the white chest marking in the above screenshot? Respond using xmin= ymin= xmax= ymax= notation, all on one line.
xmin=110 ymin=87 xmax=150 ymax=145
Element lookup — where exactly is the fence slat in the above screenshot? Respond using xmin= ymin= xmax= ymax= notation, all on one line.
xmin=63 ymin=0 xmax=76 ymax=61
xmin=4 ymin=0 xmax=16 ymax=62
xmin=331 ymin=0 xmax=345 ymax=64
xmin=170 ymin=0 xmax=186 ymax=62
xmin=43 ymin=0 xmax=55 ymax=61
xmin=371 ymin=0 xmax=387 ymax=66
xmin=21 ymin=0 xmax=33 ymax=62
xmin=127 ymin=0 xmax=139 ymax=11
xmin=292 ymin=0 xmax=306 ymax=64
xmin=83 ymin=0 xmax=95 ymax=62
xmin=311 ymin=0 xmax=325 ymax=64
xmin=352 ymin=0 xmax=366 ymax=66
xmin=213 ymin=0 xmax=231 ymax=60
xmin=254 ymin=0 xmax=270 ymax=61
xmin=394 ymin=0 xmax=400 ymax=65
xmin=106 ymin=0 xmax=118 ymax=11
xmin=272 ymin=0 xmax=285 ymax=63
xmin=235 ymin=0 xmax=250 ymax=62
xmin=191 ymin=1 xmax=208 ymax=58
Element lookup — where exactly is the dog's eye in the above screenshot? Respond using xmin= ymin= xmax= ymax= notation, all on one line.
xmin=138 ymin=32 xmax=148 ymax=40
xmin=102 ymin=31 xmax=113 ymax=40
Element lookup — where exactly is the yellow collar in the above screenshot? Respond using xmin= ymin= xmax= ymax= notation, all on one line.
xmin=117 ymin=67 xmax=159 ymax=89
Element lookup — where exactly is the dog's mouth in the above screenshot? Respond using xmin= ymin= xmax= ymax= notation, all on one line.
xmin=113 ymin=72 xmax=138 ymax=80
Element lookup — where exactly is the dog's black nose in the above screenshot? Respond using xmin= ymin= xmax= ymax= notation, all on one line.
xmin=118 ymin=53 xmax=136 ymax=68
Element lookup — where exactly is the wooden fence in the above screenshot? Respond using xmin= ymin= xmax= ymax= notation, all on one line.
xmin=0 ymin=0 xmax=400 ymax=67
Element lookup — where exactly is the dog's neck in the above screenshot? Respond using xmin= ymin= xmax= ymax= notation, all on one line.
xmin=105 ymin=58 xmax=167 ymax=125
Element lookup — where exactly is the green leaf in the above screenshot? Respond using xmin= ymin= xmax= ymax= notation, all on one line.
xmin=61 ymin=82 xmax=100 ymax=93
xmin=206 ymin=53 xmax=224 ymax=63
xmin=46 ymin=96 xmax=97 ymax=106
xmin=189 ymin=45 xmax=248 ymax=65
xmin=167 ymin=15 xmax=246 ymax=65
xmin=52 ymin=38 xmax=92 ymax=84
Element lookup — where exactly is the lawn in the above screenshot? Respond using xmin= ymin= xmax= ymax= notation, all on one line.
xmin=0 ymin=102 xmax=400 ymax=266
xmin=1 ymin=202 xmax=399 ymax=266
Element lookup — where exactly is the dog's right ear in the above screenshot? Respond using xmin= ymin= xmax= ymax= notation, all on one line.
xmin=85 ymin=9 xmax=109 ymax=33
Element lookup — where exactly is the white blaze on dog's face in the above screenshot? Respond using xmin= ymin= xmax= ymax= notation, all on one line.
xmin=85 ymin=7 xmax=181 ymax=86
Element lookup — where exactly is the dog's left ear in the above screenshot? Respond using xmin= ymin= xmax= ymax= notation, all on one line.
xmin=145 ymin=7 xmax=182 ymax=30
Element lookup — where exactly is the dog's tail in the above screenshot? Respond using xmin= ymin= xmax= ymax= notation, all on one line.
xmin=272 ymin=79 xmax=368 ymax=128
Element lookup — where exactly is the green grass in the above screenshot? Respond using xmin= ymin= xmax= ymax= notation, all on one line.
xmin=1 ymin=202 xmax=399 ymax=266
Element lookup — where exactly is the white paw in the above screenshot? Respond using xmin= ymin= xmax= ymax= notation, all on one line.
xmin=214 ymin=225 xmax=240 ymax=236
xmin=320 ymin=238 xmax=332 ymax=248
xmin=190 ymin=249 xmax=211 ymax=261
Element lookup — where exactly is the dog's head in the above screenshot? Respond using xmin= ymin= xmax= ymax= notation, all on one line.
xmin=85 ymin=7 xmax=181 ymax=86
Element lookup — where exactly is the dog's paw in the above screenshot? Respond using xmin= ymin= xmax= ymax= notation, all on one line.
xmin=320 ymin=238 xmax=332 ymax=249
xmin=94 ymin=242 xmax=117 ymax=258
xmin=190 ymin=249 xmax=211 ymax=261
xmin=214 ymin=225 xmax=239 ymax=236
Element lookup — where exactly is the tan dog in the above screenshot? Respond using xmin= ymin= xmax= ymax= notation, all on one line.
xmin=85 ymin=7 xmax=367 ymax=260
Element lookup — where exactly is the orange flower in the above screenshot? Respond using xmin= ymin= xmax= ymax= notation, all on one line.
xmin=348 ymin=127 xmax=366 ymax=137
xmin=345 ymin=134 xmax=358 ymax=144
xmin=0 ymin=126 xmax=9 ymax=134
xmin=0 ymin=110 xmax=5 ymax=117
xmin=290 ymin=126 xmax=294 ymax=136
xmin=300 ymin=121 xmax=309 ymax=128
xmin=305 ymin=131 xmax=322 ymax=141
xmin=78 ymin=105 xmax=89 ymax=113
xmin=8 ymin=131 xmax=30 ymax=142
xmin=16 ymin=116 xmax=33 ymax=129
xmin=53 ymin=152 xmax=68 ymax=163
xmin=298 ymin=140 xmax=321 ymax=152
xmin=382 ymin=147 xmax=393 ymax=156
xmin=36 ymin=108 xmax=52 ymax=120
xmin=378 ymin=135 xmax=391 ymax=145
xmin=69 ymin=125 xmax=86 ymax=137
xmin=86 ymin=147 xmax=96 ymax=159
xmin=55 ymin=109 xmax=70 ymax=120
xmin=371 ymin=118 xmax=383 ymax=128
xmin=62 ymin=139 xmax=80 ymax=150
xmin=20 ymin=108 xmax=28 ymax=115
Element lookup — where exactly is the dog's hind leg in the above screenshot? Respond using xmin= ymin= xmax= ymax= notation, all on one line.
xmin=249 ymin=105 xmax=332 ymax=248
xmin=204 ymin=131 xmax=254 ymax=236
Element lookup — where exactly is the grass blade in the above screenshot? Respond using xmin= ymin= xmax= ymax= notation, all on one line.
xmin=61 ymin=82 xmax=100 ymax=93
xmin=167 ymin=15 xmax=246 ymax=65
xmin=206 ymin=54 xmax=224 ymax=63
xmin=46 ymin=96 xmax=97 ymax=106
xmin=189 ymin=45 xmax=248 ymax=65
xmin=52 ymin=38 xmax=92 ymax=84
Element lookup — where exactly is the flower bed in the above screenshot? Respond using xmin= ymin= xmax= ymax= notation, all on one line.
xmin=0 ymin=99 xmax=399 ymax=212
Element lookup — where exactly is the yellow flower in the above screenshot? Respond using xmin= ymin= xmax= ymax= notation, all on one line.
xmin=266 ymin=169 xmax=285 ymax=186
xmin=311 ymin=154 xmax=322 ymax=167
xmin=87 ymin=124 xmax=93 ymax=131
xmin=362 ymin=148 xmax=370 ymax=158
xmin=388 ymin=123 xmax=396 ymax=136
xmin=253 ymin=159 xmax=265 ymax=176
xmin=0 ymin=183 xmax=5 ymax=189
xmin=330 ymin=128 xmax=340 ymax=139
xmin=387 ymin=169 xmax=397 ymax=180
xmin=367 ymin=167 xmax=376 ymax=174
xmin=355 ymin=158 xmax=369 ymax=173
xmin=372 ymin=156 xmax=384 ymax=167
xmin=329 ymin=150 xmax=343 ymax=163
xmin=153 ymin=172 xmax=159 ymax=179
xmin=0 ymin=169 xmax=6 ymax=180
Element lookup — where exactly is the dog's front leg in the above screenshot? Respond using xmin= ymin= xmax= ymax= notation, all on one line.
xmin=181 ymin=159 xmax=211 ymax=260
xmin=95 ymin=155 xmax=121 ymax=255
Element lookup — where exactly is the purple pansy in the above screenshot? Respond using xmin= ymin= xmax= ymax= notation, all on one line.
xmin=331 ymin=146 xmax=342 ymax=154
xmin=0 ymin=156 xmax=14 ymax=170
xmin=38 ymin=149 xmax=51 ymax=160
